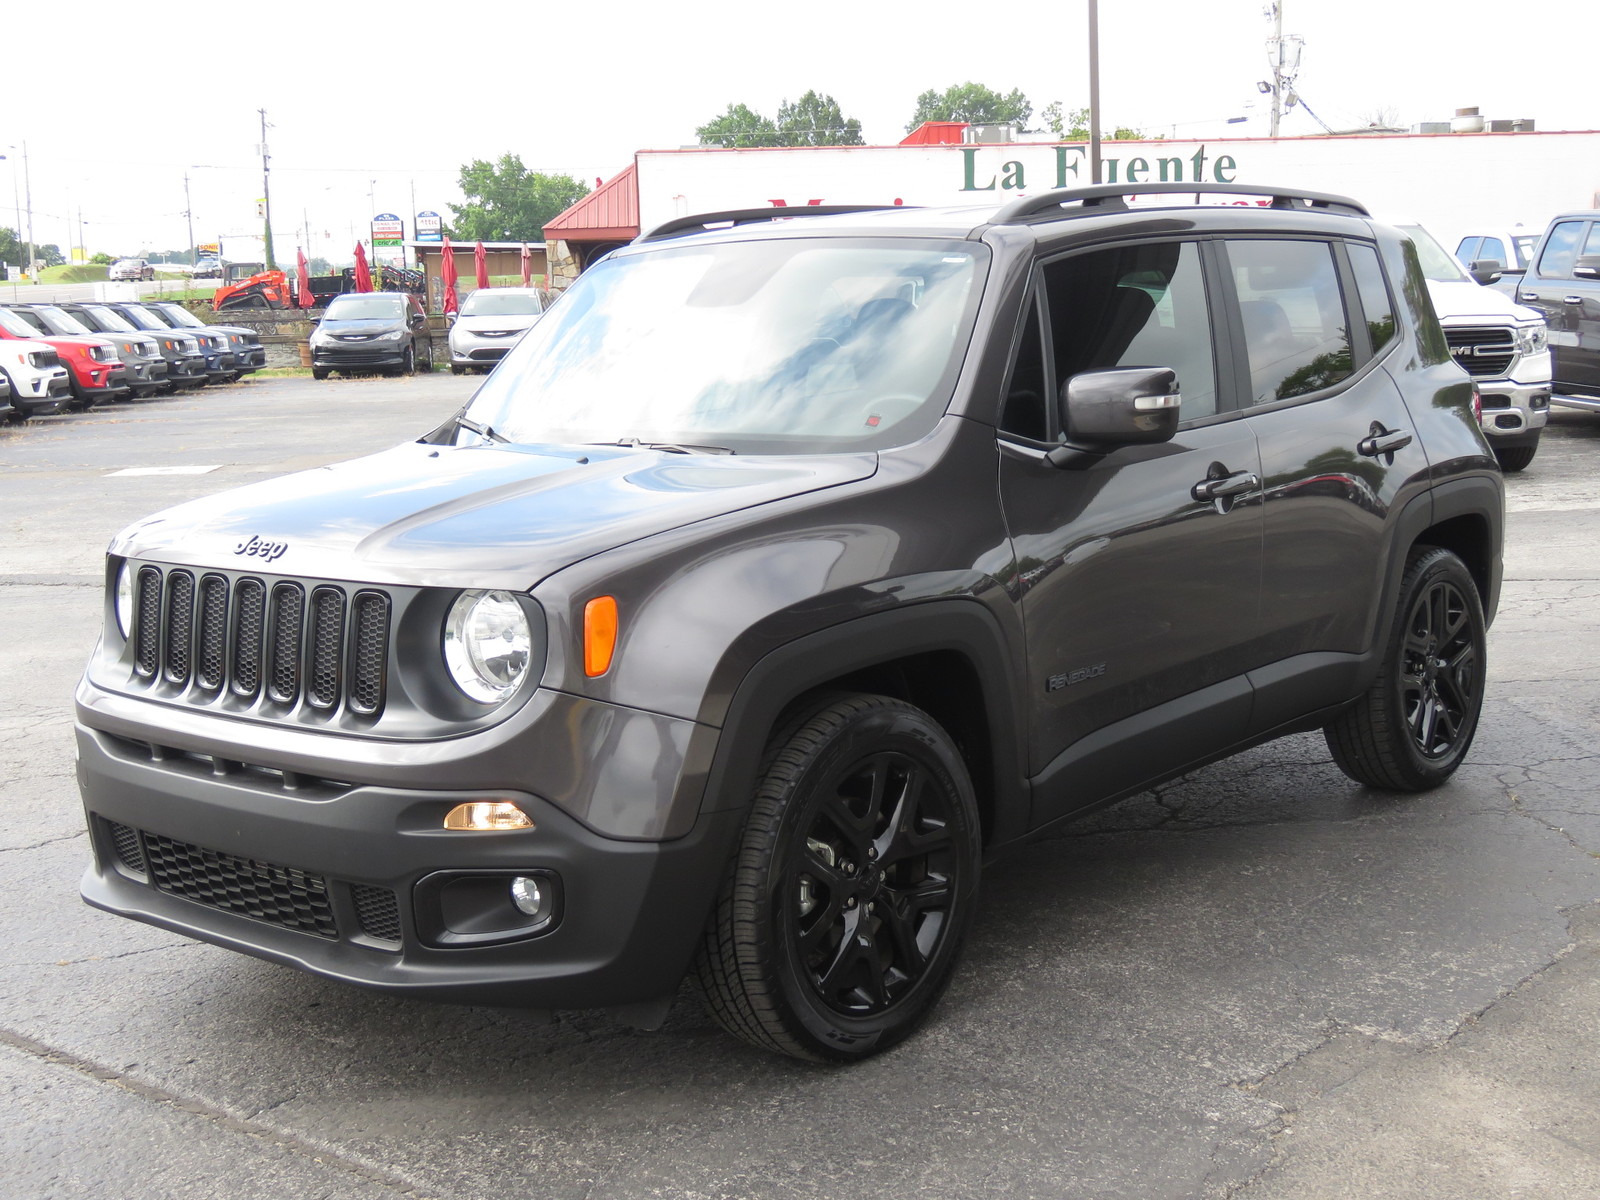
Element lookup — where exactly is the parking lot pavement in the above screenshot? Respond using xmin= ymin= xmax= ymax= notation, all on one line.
xmin=1 ymin=388 xmax=1597 ymax=1199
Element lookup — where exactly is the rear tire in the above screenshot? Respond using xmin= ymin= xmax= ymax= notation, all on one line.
xmin=1325 ymin=547 xmax=1486 ymax=791
xmin=693 ymin=693 xmax=981 ymax=1062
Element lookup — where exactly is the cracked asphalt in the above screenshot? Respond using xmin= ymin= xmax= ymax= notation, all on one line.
xmin=2 ymin=381 xmax=1597 ymax=1199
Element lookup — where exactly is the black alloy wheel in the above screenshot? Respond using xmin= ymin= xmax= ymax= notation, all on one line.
xmin=1326 ymin=547 xmax=1487 ymax=791
xmin=695 ymin=693 xmax=980 ymax=1062
xmin=400 ymin=345 xmax=416 ymax=376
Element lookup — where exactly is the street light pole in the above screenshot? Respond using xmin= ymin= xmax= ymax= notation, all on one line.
xmin=1087 ymin=0 xmax=1102 ymax=185
xmin=257 ymin=108 xmax=276 ymax=270
xmin=21 ymin=141 xmax=35 ymax=280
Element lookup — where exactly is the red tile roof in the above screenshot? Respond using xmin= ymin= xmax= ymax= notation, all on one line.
xmin=544 ymin=163 xmax=639 ymax=240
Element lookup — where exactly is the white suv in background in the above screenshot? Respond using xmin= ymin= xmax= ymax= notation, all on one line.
xmin=1398 ymin=223 xmax=1551 ymax=472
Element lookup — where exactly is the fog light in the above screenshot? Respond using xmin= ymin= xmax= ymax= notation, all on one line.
xmin=510 ymin=876 xmax=544 ymax=916
xmin=442 ymin=801 xmax=533 ymax=831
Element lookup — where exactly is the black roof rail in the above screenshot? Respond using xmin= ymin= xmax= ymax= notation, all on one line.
xmin=637 ymin=204 xmax=906 ymax=243
xmin=993 ymin=183 xmax=1370 ymax=224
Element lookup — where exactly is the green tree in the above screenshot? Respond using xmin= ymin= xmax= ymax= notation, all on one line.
xmin=0 ymin=226 xmax=19 ymax=268
xmin=448 ymin=155 xmax=590 ymax=241
xmin=697 ymin=103 xmax=782 ymax=148
xmin=1041 ymin=102 xmax=1146 ymax=141
xmin=36 ymin=243 xmax=64 ymax=268
xmin=906 ymin=82 xmax=1031 ymax=132
xmin=89 ymin=252 xmax=114 ymax=265
xmin=776 ymin=91 xmax=864 ymax=146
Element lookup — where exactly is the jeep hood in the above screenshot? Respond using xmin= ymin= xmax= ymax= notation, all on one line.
xmin=108 ymin=440 xmax=877 ymax=589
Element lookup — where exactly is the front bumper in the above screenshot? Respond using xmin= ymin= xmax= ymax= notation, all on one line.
xmin=313 ymin=344 xmax=409 ymax=370
xmin=1477 ymin=380 xmax=1550 ymax=440
xmin=125 ymin=359 xmax=169 ymax=392
xmin=72 ymin=363 xmax=132 ymax=405
xmin=76 ymin=724 xmax=742 ymax=1009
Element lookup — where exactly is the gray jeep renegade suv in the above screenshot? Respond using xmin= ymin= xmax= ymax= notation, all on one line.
xmin=75 ymin=185 xmax=1503 ymax=1062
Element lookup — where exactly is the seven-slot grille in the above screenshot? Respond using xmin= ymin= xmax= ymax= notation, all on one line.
xmin=1444 ymin=326 xmax=1517 ymax=377
xmin=130 ymin=565 xmax=389 ymax=717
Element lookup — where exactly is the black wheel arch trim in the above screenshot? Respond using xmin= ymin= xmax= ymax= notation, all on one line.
xmin=694 ymin=600 xmax=1031 ymax=848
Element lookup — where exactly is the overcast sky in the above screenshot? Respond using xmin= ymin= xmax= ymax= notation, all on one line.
xmin=5 ymin=0 xmax=1594 ymax=262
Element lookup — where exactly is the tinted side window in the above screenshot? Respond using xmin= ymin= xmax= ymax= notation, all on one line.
xmin=1000 ymin=296 xmax=1048 ymax=440
xmin=1042 ymin=240 xmax=1217 ymax=420
xmin=1347 ymin=244 xmax=1396 ymax=355
xmin=1537 ymin=221 xmax=1585 ymax=278
xmin=1479 ymin=237 xmax=1507 ymax=265
xmin=1456 ymin=237 xmax=1480 ymax=262
xmin=1229 ymin=240 xmax=1352 ymax=403
xmin=1583 ymin=224 xmax=1600 ymax=257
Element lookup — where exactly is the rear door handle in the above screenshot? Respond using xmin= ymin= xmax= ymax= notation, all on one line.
xmin=1358 ymin=427 xmax=1413 ymax=460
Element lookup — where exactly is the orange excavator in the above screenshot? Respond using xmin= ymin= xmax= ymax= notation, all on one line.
xmin=212 ymin=263 xmax=426 ymax=311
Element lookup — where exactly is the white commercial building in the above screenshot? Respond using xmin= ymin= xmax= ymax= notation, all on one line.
xmin=545 ymin=129 xmax=1600 ymax=287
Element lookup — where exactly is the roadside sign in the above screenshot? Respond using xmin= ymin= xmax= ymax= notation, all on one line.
xmin=372 ymin=212 xmax=405 ymax=247
xmin=416 ymin=211 xmax=442 ymax=242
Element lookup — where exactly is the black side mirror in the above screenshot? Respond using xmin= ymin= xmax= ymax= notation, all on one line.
xmin=1047 ymin=367 xmax=1181 ymax=468
xmin=409 ymin=312 xmax=425 ymax=328
xmin=1468 ymin=259 xmax=1504 ymax=285
xmin=1573 ymin=255 xmax=1600 ymax=280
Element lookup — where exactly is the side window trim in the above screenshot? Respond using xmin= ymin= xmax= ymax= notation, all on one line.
xmin=1329 ymin=241 xmax=1372 ymax=363
xmin=995 ymin=275 xmax=1058 ymax=446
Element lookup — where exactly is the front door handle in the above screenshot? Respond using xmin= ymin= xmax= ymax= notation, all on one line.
xmin=1191 ymin=470 xmax=1259 ymax=501
xmin=1519 ymin=292 xmax=1540 ymax=303
xmin=1565 ymin=295 xmax=1585 ymax=305
xmin=1358 ymin=425 xmax=1413 ymax=462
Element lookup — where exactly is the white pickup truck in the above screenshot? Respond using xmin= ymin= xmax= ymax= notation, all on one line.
xmin=1398 ymin=223 xmax=1551 ymax=472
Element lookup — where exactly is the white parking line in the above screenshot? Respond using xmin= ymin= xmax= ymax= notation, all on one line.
xmin=106 ymin=465 xmax=221 ymax=477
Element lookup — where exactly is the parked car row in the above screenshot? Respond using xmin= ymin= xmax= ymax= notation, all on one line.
xmin=304 ymin=286 xmax=550 ymax=380
xmin=1456 ymin=211 xmax=1600 ymax=416
xmin=0 ymin=300 xmax=268 ymax=423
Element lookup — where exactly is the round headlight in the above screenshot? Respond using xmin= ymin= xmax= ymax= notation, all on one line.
xmin=444 ymin=590 xmax=532 ymax=703
xmin=115 ymin=561 xmax=135 ymax=639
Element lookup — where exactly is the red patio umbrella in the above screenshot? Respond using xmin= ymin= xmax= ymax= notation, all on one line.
xmin=441 ymin=237 xmax=459 ymax=315
xmin=295 ymin=248 xmax=313 ymax=308
xmin=352 ymin=241 xmax=373 ymax=293
xmin=474 ymin=240 xmax=488 ymax=290
xmin=520 ymin=242 xmax=532 ymax=287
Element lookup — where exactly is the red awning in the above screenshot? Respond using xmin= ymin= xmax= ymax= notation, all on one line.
xmin=900 ymin=121 xmax=968 ymax=146
xmin=543 ymin=163 xmax=639 ymax=241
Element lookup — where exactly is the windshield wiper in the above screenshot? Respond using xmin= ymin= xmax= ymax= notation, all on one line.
xmin=454 ymin=415 xmax=508 ymax=443
xmin=587 ymin=438 xmax=735 ymax=455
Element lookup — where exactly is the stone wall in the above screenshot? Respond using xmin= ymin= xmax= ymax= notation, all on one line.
xmin=175 ymin=302 xmax=450 ymax=369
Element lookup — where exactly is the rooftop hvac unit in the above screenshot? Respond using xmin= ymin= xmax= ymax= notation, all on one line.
xmin=964 ymin=124 xmax=1016 ymax=144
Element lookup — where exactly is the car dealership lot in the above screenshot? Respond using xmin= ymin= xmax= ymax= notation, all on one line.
xmin=2 ymin=379 xmax=1598 ymax=1198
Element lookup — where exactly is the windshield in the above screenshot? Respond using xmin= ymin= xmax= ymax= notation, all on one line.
xmin=461 ymin=237 xmax=987 ymax=455
xmin=152 ymin=303 xmax=203 ymax=327
xmin=34 ymin=306 xmax=93 ymax=335
xmin=80 ymin=305 xmax=138 ymax=333
xmin=0 ymin=309 xmax=47 ymax=338
xmin=1398 ymin=224 xmax=1470 ymax=284
xmin=325 ymin=294 xmax=406 ymax=320
xmin=116 ymin=304 xmax=167 ymax=331
xmin=113 ymin=260 xmax=142 ymax=270
xmin=460 ymin=290 xmax=543 ymax=317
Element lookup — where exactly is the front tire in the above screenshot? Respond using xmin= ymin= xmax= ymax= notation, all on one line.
xmin=694 ymin=694 xmax=981 ymax=1062
xmin=311 ymin=367 xmax=330 ymax=380
xmin=1493 ymin=441 xmax=1538 ymax=473
xmin=1325 ymin=547 xmax=1487 ymax=791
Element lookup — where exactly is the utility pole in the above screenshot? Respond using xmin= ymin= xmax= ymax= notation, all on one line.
xmin=257 ymin=108 xmax=276 ymax=269
xmin=1087 ymin=0 xmax=1102 ymax=184
xmin=22 ymin=141 xmax=35 ymax=280
xmin=1264 ymin=3 xmax=1302 ymax=139
xmin=183 ymin=172 xmax=196 ymax=267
